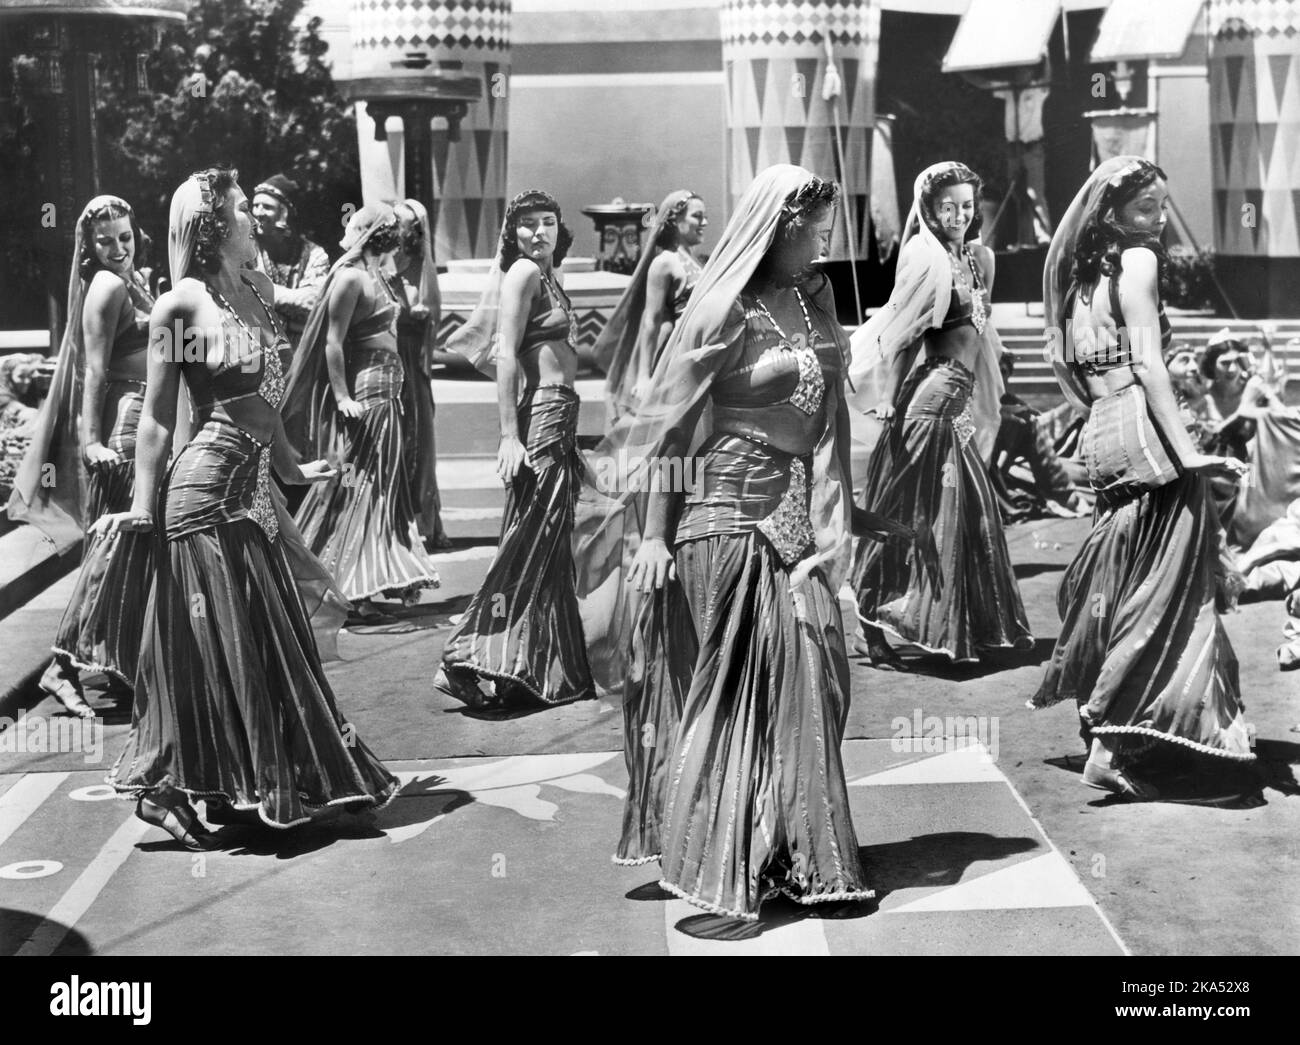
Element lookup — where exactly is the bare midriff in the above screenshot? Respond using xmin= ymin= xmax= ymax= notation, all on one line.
xmin=924 ymin=323 xmax=983 ymax=372
xmin=519 ymin=340 xmax=579 ymax=387
xmin=107 ymin=344 xmax=149 ymax=383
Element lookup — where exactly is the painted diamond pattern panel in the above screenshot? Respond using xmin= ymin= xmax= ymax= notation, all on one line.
xmin=1210 ymin=2 xmax=1300 ymax=257
xmin=721 ymin=0 xmax=880 ymax=50
xmin=1210 ymin=0 xmax=1299 ymax=37
xmin=351 ymin=0 xmax=512 ymax=62
xmin=722 ymin=1 xmax=882 ymax=261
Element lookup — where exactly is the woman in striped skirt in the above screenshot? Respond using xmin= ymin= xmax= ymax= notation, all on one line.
xmin=436 ymin=189 xmax=596 ymax=709
xmin=1032 ymin=157 xmax=1254 ymax=798
xmin=95 ymin=169 xmax=398 ymax=847
xmin=847 ymin=162 xmax=1032 ymax=669
xmin=283 ymin=204 xmax=441 ymax=620
xmin=7 ymin=196 xmax=156 ymax=715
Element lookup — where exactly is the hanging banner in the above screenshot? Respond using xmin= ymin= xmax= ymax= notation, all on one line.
xmin=871 ymin=115 xmax=900 ymax=262
xmin=1086 ymin=108 xmax=1157 ymax=165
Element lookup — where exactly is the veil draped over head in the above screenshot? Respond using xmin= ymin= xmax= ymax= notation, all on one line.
xmin=593 ymin=188 xmax=695 ymax=388
xmin=845 ymin=161 xmax=1005 ymax=474
xmin=7 ymin=195 xmax=146 ymax=540
xmin=396 ymin=198 xmax=442 ymax=366
xmin=1042 ymin=154 xmax=1155 ymax=413
xmin=281 ymin=203 xmax=399 ymax=462
xmin=575 ymin=164 xmax=853 ymax=694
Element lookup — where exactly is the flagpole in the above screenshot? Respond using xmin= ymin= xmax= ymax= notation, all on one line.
xmin=824 ymin=39 xmax=863 ymax=322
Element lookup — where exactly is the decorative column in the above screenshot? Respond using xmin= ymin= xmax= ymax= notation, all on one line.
xmin=0 ymin=1 xmax=187 ymax=336
xmin=1208 ymin=0 xmax=1300 ymax=317
xmin=344 ymin=0 xmax=511 ymax=262
xmin=719 ymin=0 xmax=880 ymax=261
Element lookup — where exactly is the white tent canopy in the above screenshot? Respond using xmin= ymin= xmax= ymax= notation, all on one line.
xmin=1090 ymin=0 xmax=1205 ymax=62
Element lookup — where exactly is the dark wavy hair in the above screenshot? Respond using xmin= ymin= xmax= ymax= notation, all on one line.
xmin=919 ymin=163 xmax=984 ymax=243
xmin=1200 ymin=336 xmax=1250 ymax=381
xmin=189 ymin=166 xmax=241 ymax=276
xmin=78 ymin=199 xmax=144 ymax=282
xmin=776 ymin=177 xmax=840 ymax=242
xmin=499 ymin=190 xmax=574 ymax=270
xmin=362 ymin=216 xmax=401 ymax=257
xmin=391 ymin=203 xmax=424 ymax=259
xmin=1071 ymin=159 xmax=1168 ymax=290
xmin=655 ymin=193 xmax=703 ymax=252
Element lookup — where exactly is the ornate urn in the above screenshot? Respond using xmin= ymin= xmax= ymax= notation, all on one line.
xmin=580 ymin=199 xmax=656 ymax=276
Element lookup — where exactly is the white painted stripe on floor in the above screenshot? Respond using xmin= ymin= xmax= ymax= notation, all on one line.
xmin=886 ymin=852 xmax=1095 ymax=914
xmin=847 ymin=744 xmax=1007 ymax=786
xmin=997 ymin=768 xmax=1133 ymax=956
xmin=664 ymin=899 xmax=830 ymax=956
xmin=15 ymin=813 xmax=151 ymax=957
xmin=0 ymin=773 xmax=69 ymax=850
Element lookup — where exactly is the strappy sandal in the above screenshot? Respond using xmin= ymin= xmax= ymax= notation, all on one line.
xmin=434 ymin=666 xmax=497 ymax=708
xmin=854 ymin=627 xmax=909 ymax=672
xmin=1082 ymin=759 xmax=1159 ymax=801
xmin=136 ymin=793 xmax=217 ymax=851
xmin=39 ymin=659 xmax=95 ymax=719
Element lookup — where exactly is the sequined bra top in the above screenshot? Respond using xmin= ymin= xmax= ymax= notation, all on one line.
xmin=939 ymin=281 xmax=976 ymax=331
xmin=184 ymin=281 xmax=289 ymax=419
xmin=1068 ymin=274 xmax=1173 ymax=376
xmin=712 ymin=295 xmax=830 ymax=412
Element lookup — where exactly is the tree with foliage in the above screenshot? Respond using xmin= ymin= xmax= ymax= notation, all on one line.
xmin=99 ymin=0 xmax=360 ymax=265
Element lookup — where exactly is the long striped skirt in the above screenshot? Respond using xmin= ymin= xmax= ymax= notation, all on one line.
xmin=656 ymin=532 xmax=873 ymax=921
xmin=396 ymin=325 xmax=446 ymax=544
xmin=852 ymin=356 xmax=1032 ymax=661
xmin=294 ymin=349 xmax=441 ymax=601
xmin=109 ymin=419 xmax=400 ymax=825
xmin=440 ymin=383 xmax=595 ymax=706
xmin=1032 ymin=388 xmax=1255 ymax=761
xmin=53 ymin=379 xmax=153 ymax=684
xmin=613 ymin=577 xmax=695 ymax=865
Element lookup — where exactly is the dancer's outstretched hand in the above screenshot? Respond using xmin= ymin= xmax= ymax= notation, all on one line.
xmin=1184 ymin=453 xmax=1249 ymax=482
xmin=336 ymin=397 xmax=366 ymax=420
xmin=627 ymin=537 xmax=676 ymax=593
xmin=83 ymin=442 xmax=123 ymax=467
xmin=497 ymin=434 xmax=531 ymax=483
xmin=299 ymin=459 xmax=338 ymax=484
xmin=90 ymin=509 xmax=154 ymax=540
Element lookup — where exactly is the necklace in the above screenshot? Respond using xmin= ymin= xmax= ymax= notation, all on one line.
xmin=205 ymin=281 xmax=285 ymax=542
xmin=206 ymin=282 xmax=286 ymax=407
xmin=752 ymin=288 xmax=824 ymax=416
xmin=752 ymin=287 xmax=814 ymax=346
xmin=949 ymin=246 xmax=988 ymax=336
xmin=539 ymin=266 xmax=579 ymax=351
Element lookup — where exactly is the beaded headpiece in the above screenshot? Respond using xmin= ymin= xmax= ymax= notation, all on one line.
xmin=194 ymin=171 xmax=216 ymax=214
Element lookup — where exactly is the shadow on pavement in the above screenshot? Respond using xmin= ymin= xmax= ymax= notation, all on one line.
xmin=859 ymin=831 xmax=1041 ymax=903
xmin=1046 ymin=739 xmax=1300 ymax=809
xmin=856 ymin=638 xmax=1055 ymax=680
xmin=0 ymin=909 xmax=93 ymax=956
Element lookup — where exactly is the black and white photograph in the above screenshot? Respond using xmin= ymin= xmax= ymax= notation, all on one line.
xmin=0 ymin=0 xmax=1297 ymax=980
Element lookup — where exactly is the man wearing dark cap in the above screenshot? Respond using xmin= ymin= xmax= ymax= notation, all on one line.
xmin=251 ymin=173 xmax=330 ymax=350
